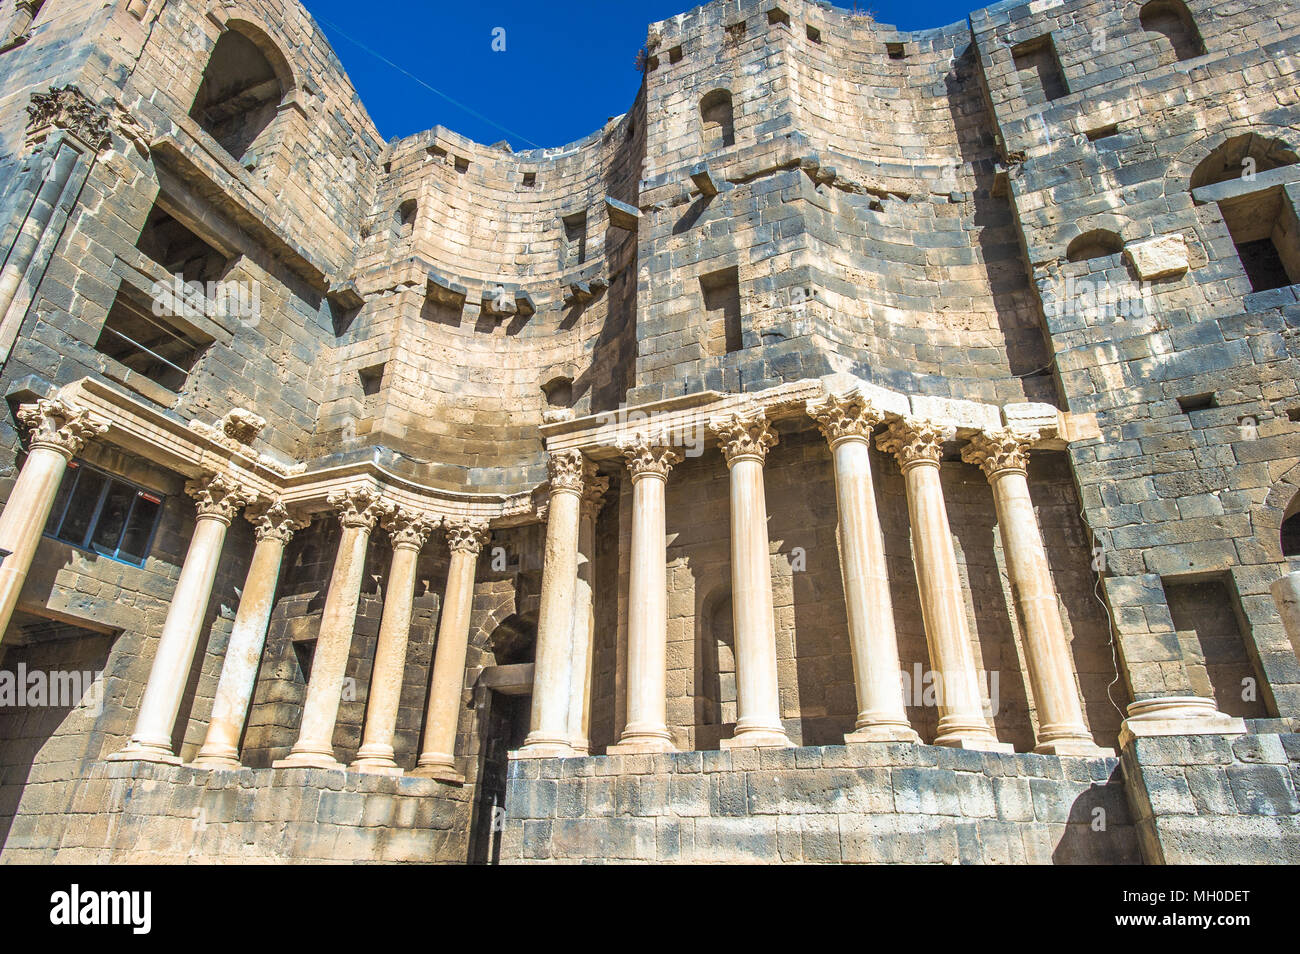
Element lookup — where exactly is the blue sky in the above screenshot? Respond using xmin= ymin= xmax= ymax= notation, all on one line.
xmin=301 ymin=0 xmax=981 ymax=149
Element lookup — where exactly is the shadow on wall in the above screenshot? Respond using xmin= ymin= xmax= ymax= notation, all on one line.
xmin=0 ymin=617 xmax=114 ymax=847
xmin=944 ymin=44 xmax=1056 ymax=393
xmin=1052 ymin=766 xmax=1141 ymax=864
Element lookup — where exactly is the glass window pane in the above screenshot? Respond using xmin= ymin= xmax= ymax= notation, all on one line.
xmin=57 ymin=470 xmax=107 ymax=546
xmin=44 ymin=463 xmax=80 ymax=536
xmin=90 ymin=480 xmax=135 ymax=553
xmin=118 ymin=492 xmax=162 ymax=564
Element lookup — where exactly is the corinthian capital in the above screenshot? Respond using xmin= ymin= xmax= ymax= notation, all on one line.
xmin=383 ymin=507 xmax=439 ymax=551
xmin=26 ymin=85 xmax=111 ymax=151
xmin=328 ymin=486 xmax=386 ymax=531
xmin=445 ymin=521 xmax=491 ymax=555
xmin=186 ymin=472 xmax=254 ymax=524
xmin=618 ymin=432 xmax=682 ymax=481
xmin=17 ymin=398 xmax=107 ymax=459
xmin=875 ymin=418 xmax=952 ymax=470
xmin=249 ymin=499 xmax=309 ymax=545
xmin=546 ymin=449 xmax=587 ymax=496
xmin=806 ymin=389 xmax=887 ymax=447
xmin=709 ymin=409 xmax=778 ymax=466
xmin=962 ymin=428 xmax=1034 ymax=480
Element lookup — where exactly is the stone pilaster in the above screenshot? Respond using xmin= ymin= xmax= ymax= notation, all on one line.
xmin=608 ymin=434 xmax=681 ymax=754
xmin=877 ymin=418 xmax=1009 ymax=752
xmin=807 ymin=391 xmax=918 ymax=743
xmin=111 ymin=472 xmax=254 ymax=763
xmin=709 ymin=409 xmax=791 ymax=748
xmin=352 ymin=507 xmax=439 ymax=773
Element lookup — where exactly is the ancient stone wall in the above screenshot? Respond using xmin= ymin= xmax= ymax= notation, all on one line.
xmin=500 ymin=742 xmax=1139 ymax=864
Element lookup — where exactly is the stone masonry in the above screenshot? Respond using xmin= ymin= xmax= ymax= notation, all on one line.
xmin=0 ymin=0 xmax=1298 ymax=863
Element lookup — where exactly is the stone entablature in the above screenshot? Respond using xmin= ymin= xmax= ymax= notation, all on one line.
xmin=46 ymin=375 xmax=540 ymax=528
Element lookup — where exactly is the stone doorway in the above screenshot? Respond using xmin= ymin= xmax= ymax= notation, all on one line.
xmin=467 ymin=665 xmax=533 ymax=865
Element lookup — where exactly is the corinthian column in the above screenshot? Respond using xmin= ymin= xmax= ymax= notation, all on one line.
xmin=0 ymin=398 xmax=106 ymax=641
xmin=413 ymin=521 xmax=490 ymax=781
xmin=518 ymin=450 xmax=586 ymax=758
xmin=609 ymin=433 xmax=681 ymax=754
xmin=351 ymin=507 xmax=438 ymax=773
xmin=568 ymin=463 xmax=608 ymax=755
xmin=877 ymin=418 xmax=1009 ymax=752
xmin=194 ymin=500 xmax=307 ymax=768
xmin=709 ymin=409 xmax=792 ymax=748
xmin=808 ymin=391 xmax=919 ymax=744
xmin=963 ymin=429 xmax=1108 ymax=755
xmin=111 ymin=473 xmax=253 ymax=763
xmin=275 ymin=486 xmax=386 ymax=770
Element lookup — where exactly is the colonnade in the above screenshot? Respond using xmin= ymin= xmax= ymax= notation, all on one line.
xmin=0 ymin=392 xmax=1104 ymax=769
xmin=518 ymin=391 xmax=1105 ymax=757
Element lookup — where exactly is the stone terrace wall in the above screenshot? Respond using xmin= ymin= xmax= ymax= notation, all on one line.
xmin=500 ymin=743 xmax=1138 ymax=864
xmin=1120 ymin=730 xmax=1300 ymax=864
xmin=1 ymin=760 xmax=472 ymax=864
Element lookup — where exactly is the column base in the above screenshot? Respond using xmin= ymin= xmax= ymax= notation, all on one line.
xmin=1034 ymin=739 xmax=1116 ymax=757
xmin=515 ymin=730 xmax=575 ymax=759
xmin=721 ymin=729 xmax=793 ymax=749
xmin=190 ymin=754 xmax=243 ymax=770
xmin=106 ymin=741 xmax=181 ymax=765
xmin=933 ymin=733 xmax=1014 ymax=753
xmin=607 ymin=736 xmax=677 ymax=755
xmin=1118 ymin=696 xmax=1247 ymax=747
xmin=348 ymin=757 xmax=404 ymax=775
xmin=408 ymin=758 xmax=466 ymax=784
xmin=272 ymin=752 xmax=345 ymax=771
xmin=845 ymin=724 xmax=921 ymax=745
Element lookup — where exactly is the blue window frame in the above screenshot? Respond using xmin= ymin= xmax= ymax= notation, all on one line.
xmin=43 ymin=461 xmax=165 ymax=567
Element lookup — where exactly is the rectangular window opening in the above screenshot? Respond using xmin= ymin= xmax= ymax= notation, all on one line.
xmin=767 ymin=8 xmax=790 ymax=27
xmin=1219 ymin=188 xmax=1300 ymax=293
xmin=1085 ymin=123 xmax=1120 ymax=141
xmin=359 ymin=363 xmax=384 ymax=397
xmin=1177 ymin=392 xmax=1217 ymax=413
xmin=1012 ymin=36 xmax=1068 ymax=104
xmin=701 ymin=266 xmax=743 ymax=355
xmin=886 ymin=42 xmax=906 ymax=60
xmin=95 ymin=288 xmax=212 ymax=392
xmin=136 ymin=202 xmax=232 ymax=285
xmin=668 ymin=44 xmax=683 ymax=63
xmin=562 ymin=211 xmax=588 ymax=268
xmin=806 ymin=25 xmax=821 ymax=44
xmin=44 ymin=461 xmax=166 ymax=567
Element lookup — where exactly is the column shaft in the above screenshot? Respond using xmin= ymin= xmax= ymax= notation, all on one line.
xmin=880 ymin=419 xmax=1008 ymax=752
xmin=413 ymin=523 xmax=487 ymax=781
xmin=566 ymin=489 xmax=600 ymax=754
xmin=711 ymin=411 xmax=791 ymax=749
xmin=964 ymin=429 xmax=1106 ymax=755
xmin=112 ymin=474 xmax=249 ymax=763
xmin=0 ymin=399 xmax=104 ymax=642
xmin=831 ymin=437 xmax=918 ymax=742
xmin=519 ymin=451 xmax=585 ymax=757
xmin=276 ymin=488 xmax=382 ymax=770
xmin=352 ymin=540 xmax=423 ymax=773
xmin=193 ymin=520 xmax=292 ymax=767
xmin=610 ymin=436 xmax=678 ymax=753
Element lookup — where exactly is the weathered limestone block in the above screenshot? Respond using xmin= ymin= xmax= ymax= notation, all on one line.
xmin=1123 ymin=235 xmax=1189 ymax=281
